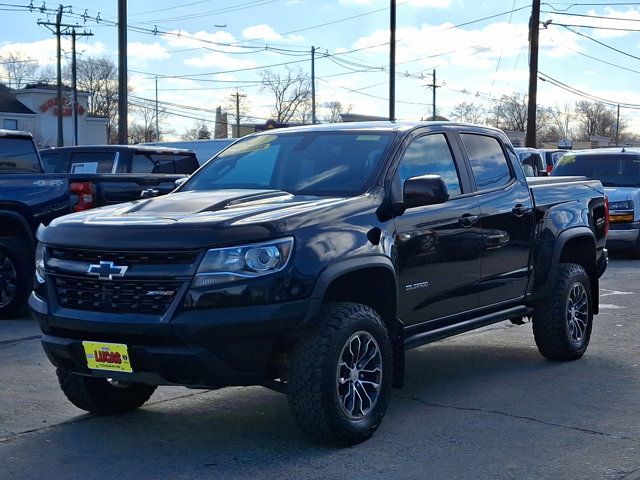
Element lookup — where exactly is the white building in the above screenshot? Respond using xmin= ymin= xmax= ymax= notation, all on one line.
xmin=0 ymin=83 xmax=107 ymax=148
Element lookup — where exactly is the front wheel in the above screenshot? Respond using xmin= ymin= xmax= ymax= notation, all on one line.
xmin=287 ymin=302 xmax=393 ymax=446
xmin=532 ymin=263 xmax=593 ymax=361
xmin=57 ymin=368 xmax=157 ymax=415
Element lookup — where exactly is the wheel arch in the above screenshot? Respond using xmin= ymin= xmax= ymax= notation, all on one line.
xmin=544 ymin=227 xmax=599 ymax=314
xmin=306 ymin=256 xmax=404 ymax=388
xmin=0 ymin=210 xmax=35 ymax=249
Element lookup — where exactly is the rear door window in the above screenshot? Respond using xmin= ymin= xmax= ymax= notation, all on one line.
xmin=70 ymin=151 xmax=115 ymax=173
xmin=460 ymin=134 xmax=512 ymax=190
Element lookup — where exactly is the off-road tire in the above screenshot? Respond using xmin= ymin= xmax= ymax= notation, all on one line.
xmin=56 ymin=368 xmax=157 ymax=415
xmin=0 ymin=237 xmax=33 ymax=319
xmin=533 ymin=263 xmax=593 ymax=361
xmin=288 ymin=302 xmax=392 ymax=446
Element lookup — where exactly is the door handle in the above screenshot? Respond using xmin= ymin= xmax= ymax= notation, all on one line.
xmin=458 ymin=214 xmax=478 ymax=228
xmin=512 ymin=204 xmax=529 ymax=217
xmin=485 ymin=232 xmax=510 ymax=249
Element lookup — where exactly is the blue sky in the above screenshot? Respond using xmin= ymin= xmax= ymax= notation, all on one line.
xmin=2 ymin=0 xmax=640 ymax=138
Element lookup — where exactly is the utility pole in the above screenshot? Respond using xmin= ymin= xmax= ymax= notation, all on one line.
xmin=425 ymin=69 xmax=440 ymax=120
xmin=70 ymin=28 xmax=93 ymax=145
xmin=311 ymin=46 xmax=316 ymax=124
xmin=389 ymin=0 xmax=396 ymax=121
xmin=526 ymin=0 xmax=541 ymax=147
xmin=38 ymin=6 xmax=91 ymax=147
xmin=231 ymin=91 xmax=246 ymax=137
xmin=118 ymin=0 xmax=128 ymax=144
xmin=155 ymin=76 xmax=159 ymax=142
xmin=55 ymin=5 xmax=63 ymax=146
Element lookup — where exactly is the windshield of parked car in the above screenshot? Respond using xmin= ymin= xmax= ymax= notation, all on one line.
xmin=183 ymin=131 xmax=394 ymax=196
xmin=552 ymin=153 xmax=640 ymax=187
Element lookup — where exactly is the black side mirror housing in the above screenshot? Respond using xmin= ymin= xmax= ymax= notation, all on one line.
xmin=403 ymin=175 xmax=449 ymax=209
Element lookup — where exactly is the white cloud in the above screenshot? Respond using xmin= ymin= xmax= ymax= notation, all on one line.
xmin=184 ymin=52 xmax=258 ymax=70
xmin=350 ymin=21 xmax=580 ymax=71
xmin=0 ymin=39 xmax=106 ymax=66
xmin=127 ymin=42 xmax=170 ymax=66
xmin=241 ymin=24 xmax=305 ymax=43
xmin=242 ymin=24 xmax=282 ymax=41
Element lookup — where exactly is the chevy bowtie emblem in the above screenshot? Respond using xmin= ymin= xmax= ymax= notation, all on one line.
xmin=87 ymin=261 xmax=128 ymax=280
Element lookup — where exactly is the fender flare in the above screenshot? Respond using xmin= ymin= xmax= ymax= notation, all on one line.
xmin=305 ymin=255 xmax=405 ymax=388
xmin=531 ymin=226 xmax=597 ymax=310
xmin=306 ymin=254 xmax=397 ymax=319
xmin=0 ymin=209 xmax=35 ymax=248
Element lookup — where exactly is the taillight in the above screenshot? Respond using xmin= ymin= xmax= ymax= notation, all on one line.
xmin=69 ymin=181 xmax=95 ymax=212
xmin=603 ymin=196 xmax=610 ymax=236
xmin=546 ymin=164 xmax=553 ymax=174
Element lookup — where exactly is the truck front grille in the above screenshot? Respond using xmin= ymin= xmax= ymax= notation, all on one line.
xmin=52 ymin=276 xmax=183 ymax=315
xmin=49 ymin=248 xmax=200 ymax=265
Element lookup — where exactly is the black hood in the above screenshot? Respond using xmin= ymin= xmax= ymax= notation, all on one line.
xmin=38 ymin=189 xmax=353 ymax=249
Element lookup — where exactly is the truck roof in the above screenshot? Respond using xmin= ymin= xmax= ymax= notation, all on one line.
xmin=39 ymin=144 xmax=196 ymax=155
xmin=0 ymin=129 xmax=33 ymax=139
xmin=251 ymin=121 xmax=503 ymax=135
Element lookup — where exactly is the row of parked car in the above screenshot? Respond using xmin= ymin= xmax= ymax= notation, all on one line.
xmin=0 ymin=130 xmax=235 ymax=318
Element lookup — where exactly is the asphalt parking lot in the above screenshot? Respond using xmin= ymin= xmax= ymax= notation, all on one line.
xmin=1 ymin=256 xmax=639 ymax=480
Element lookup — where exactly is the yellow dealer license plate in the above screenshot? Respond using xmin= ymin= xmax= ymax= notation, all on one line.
xmin=82 ymin=341 xmax=132 ymax=373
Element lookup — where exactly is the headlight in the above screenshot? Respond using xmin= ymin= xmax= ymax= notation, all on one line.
xmin=192 ymin=237 xmax=294 ymax=288
xmin=608 ymin=200 xmax=634 ymax=211
xmin=35 ymin=242 xmax=45 ymax=284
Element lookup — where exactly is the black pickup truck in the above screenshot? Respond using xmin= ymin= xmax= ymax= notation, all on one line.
xmin=30 ymin=122 xmax=609 ymax=446
xmin=0 ymin=130 xmax=195 ymax=318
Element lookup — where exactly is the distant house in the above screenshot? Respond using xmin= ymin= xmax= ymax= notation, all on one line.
xmin=0 ymin=83 xmax=107 ymax=148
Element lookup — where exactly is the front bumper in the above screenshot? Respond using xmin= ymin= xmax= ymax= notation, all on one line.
xmin=29 ymin=292 xmax=312 ymax=388
xmin=607 ymin=221 xmax=640 ymax=249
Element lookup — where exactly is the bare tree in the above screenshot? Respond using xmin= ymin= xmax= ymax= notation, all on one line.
xmin=293 ymin=99 xmax=313 ymax=124
xmin=0 ymin=52 xmax=39 ymax=89
xmin=260 ymin=67 xmax=311 ymax=124
xmin=449 ymin=101 xmax=487 ymax=124
xmin=540 ymin=103 xmax=574 ymax=142
xmin=129 ymin=100 xmax=167 ymax=144
xmin=322 ymin=101 xmax=351 ymax=123
xmin=491 ymin=93 xmax=528 ymax=132
xmin=574 ymin=101 xmax=621 ymax=141
xmin=68 ymin=56 xmax=120 ymax=143
xmin=182 ymin=121 xmax=212 ymax=140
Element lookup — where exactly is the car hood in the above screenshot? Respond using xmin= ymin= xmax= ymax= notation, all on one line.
xmin=39 ymin=189 xmax=355 ymax=249
xmin=604 ymin=187 xmax=640 ymax=203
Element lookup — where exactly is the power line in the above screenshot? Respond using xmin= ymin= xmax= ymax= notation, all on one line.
xmin=558 ymin=24 xmax=640 ymax=62
xmin=539 ymin=71 xmax=640 ymax=109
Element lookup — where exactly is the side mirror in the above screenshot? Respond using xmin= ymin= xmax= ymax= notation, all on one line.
xmin=174 ymin=177 xmax=188 ymax=189
xmin=403 ymin=175 xmax=449 ymax=209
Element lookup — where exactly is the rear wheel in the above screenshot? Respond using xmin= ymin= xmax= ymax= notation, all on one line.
xmin=533 ymin=263 xmax=593 ymax=361
xmin=56 ymin=368 xmax=157 ymax=415
xmin=0 ymin=237 xmax=33 ymax=319
xmin=287 ymin=302 xmax=392 ymax=446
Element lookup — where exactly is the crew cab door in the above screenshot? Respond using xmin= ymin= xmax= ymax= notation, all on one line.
xmin=458 ymin=132 xmax=534 ymax=307
xmin=394 ymin=131 xmax=481 ymax=326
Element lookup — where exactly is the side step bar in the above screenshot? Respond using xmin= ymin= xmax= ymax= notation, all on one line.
xmin=403 ymin=305 xmax=532 ymax=350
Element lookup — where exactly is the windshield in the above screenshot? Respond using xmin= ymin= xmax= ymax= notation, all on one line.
xmin=552 ymin=153 xmax=640 ymax=187
xmin=183 ymin=131 xmax=394 ymax=196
